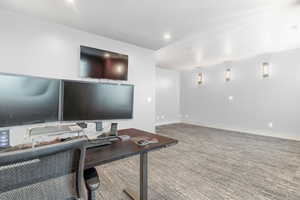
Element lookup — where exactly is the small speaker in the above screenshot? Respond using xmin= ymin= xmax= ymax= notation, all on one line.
xmin=110 ymin=123 xmax=118 ymax=136
xmin=95 ymin=122 xmax=103 ymax=132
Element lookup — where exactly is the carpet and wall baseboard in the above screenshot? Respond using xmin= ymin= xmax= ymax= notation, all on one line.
xmin=157 ymin=120 xmax=300 ymax=142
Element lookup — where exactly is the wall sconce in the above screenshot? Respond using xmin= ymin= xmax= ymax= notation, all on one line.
xmin=197 ymin=72 xmax=204 ymax=85
xmin=262 ymin=62 xmax=270 ymax=78
xmin=225 ymin=68 xmax=231 ymax=82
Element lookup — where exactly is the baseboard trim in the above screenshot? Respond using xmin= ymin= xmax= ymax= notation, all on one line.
xmin=181 ymin=120 xmax=300 ymax=142
xmin=155 ymin=121 xmax=181 ymax=126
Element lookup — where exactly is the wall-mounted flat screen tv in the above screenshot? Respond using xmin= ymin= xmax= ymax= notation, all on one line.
xmin=62 ymin=80 xmax=134 ymax=121
xmin=0 ymin=73 xmax=60 ymax=127
xmin=80 ymin=46 xmax=128 ymax=81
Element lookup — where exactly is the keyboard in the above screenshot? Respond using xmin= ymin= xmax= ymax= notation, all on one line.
xmin=87 ymin=139 xmax=112 ymax=149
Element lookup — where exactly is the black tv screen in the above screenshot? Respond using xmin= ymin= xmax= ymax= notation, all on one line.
xmin=80 ymin=46 xmax=128 ymax=81
xmin=62 ymin=81 xmax=134 ymax=121
xmin=0 ymin=74 xmax=60 ymax=127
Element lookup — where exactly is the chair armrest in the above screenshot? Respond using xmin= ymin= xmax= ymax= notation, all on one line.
xmin=84 ymin=168 xmax=100 ymax=191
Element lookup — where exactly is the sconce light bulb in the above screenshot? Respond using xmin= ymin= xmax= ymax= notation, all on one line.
xmin=262 ymin=62 xmax=270 ymax=78
xmin=225 ymin=68 xmax=231 ymax=82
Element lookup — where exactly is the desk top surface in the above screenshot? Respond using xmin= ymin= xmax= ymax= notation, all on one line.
xmin=85 ymin=128 xmax=178 ymax=169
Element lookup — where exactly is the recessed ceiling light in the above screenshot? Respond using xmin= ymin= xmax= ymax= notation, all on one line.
xmin=66 ymin=0 xmax=74 ymax=4
xmin=163 ymin=33 xmax=172 ymax=40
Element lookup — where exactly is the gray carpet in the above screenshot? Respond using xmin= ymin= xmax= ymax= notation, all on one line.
xmin=95 ymin=123 xmax=300 ymax=200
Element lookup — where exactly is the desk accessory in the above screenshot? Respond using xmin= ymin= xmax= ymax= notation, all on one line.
xmin=28 ymin=124 xmax=82 ymax=137
xmin=27 ymin=124 xmax=83 ymax=148
xmin=96 ymin=122 xmax=119 ymax=138
xmin=0 ymin=129 xmax=10 ymax=149
xmin=131 ymin=137 xmax=159 ymax=146
xmin=118 ymin=135 xmax=131 ymax=141
xmin=95 ymin=122 xmax=103 ymax=132
xmin=77 ymin=122 xmax=88 ymax=129
xmin=110 ymin=123 xmax=118 ymax=136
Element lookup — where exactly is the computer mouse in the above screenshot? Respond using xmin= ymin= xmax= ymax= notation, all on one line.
xmin=137 ymin=140 xmax=149 ymax=146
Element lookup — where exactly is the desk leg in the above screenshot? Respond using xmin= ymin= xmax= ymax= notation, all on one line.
xmin=124 ymin=152 xmax=148 ymax=200
xmin=140 ymin=152 xmax=148 ymax=200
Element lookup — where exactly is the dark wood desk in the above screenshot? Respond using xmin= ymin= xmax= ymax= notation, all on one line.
xmin=85 ymin=128 xmax=178 ymax=200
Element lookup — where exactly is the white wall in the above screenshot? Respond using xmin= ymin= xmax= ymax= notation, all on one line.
xmin=181 ymin=48 xmax=300 ymax=141
xmin=155 ymin=67 xmax=180 ymax=125
xmin=0 ymin=11 xmax=156 ymax=145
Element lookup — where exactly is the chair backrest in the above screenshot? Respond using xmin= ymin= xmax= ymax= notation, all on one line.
xmin=0 ymin=138 xmax=87 ymax=200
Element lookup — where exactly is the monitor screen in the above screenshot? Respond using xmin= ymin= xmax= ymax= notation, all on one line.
xmin=62 ymin=81 xmax=134 ymax=121
xmin=0 ymin=74 xmax=60 ymax=127
xmin=80 ymin=46 xmax=128 ymax=81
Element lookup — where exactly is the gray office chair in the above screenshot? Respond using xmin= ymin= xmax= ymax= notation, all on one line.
xmin=0 ymin=138 xmax=87 ymax=200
